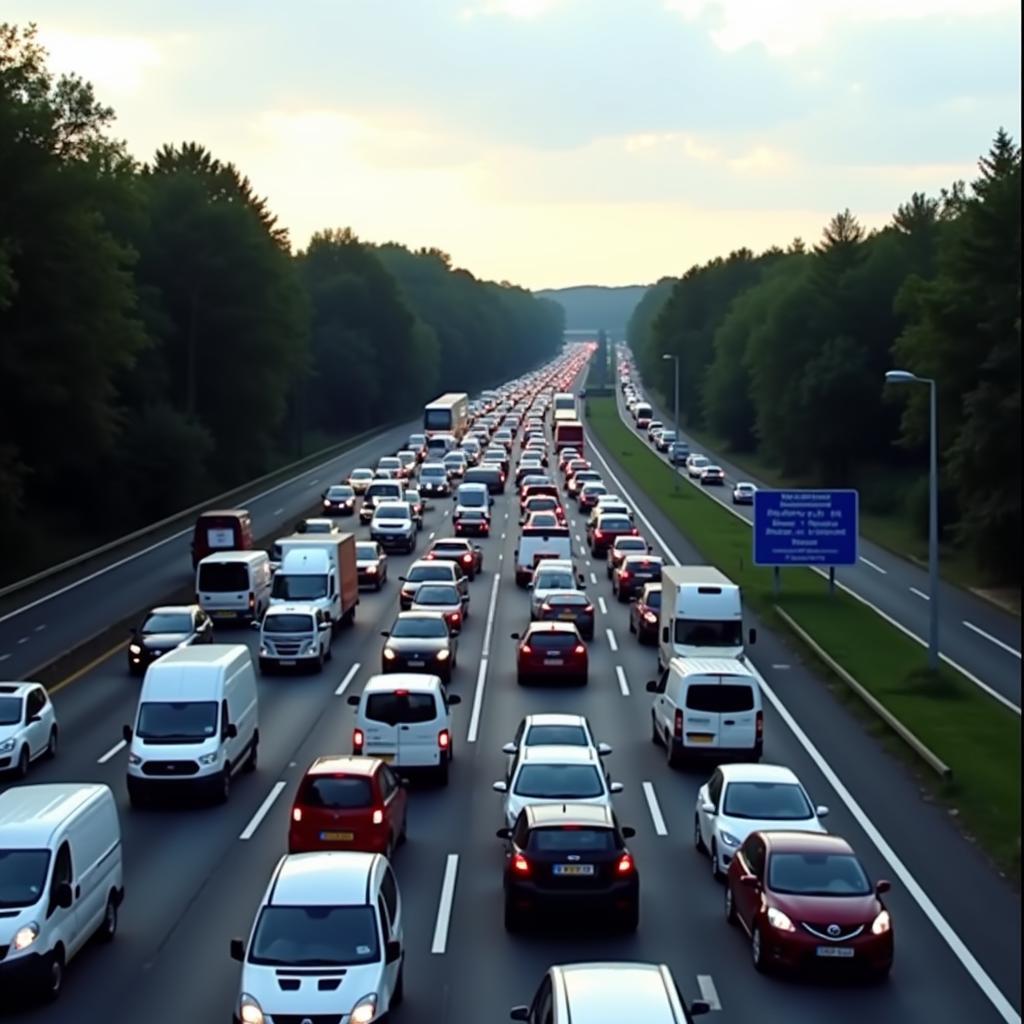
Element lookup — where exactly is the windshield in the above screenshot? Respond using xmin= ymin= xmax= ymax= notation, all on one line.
xmin=414 ymin=584 xmax=459 ymax=605
xmin=141 ymin=612 xmax=192 ymax=634
xmin=250 ymin=905 xmax=380 ymax=967
xmin=392 ymin=616 xmax=448 ymax=638
xmin=407 ymin=565 xmax=453 ymax=583
xmin=425 ymin=408 xmax=453 ymax=430
xmin=675 ymin=619 xmax=743 ymax=648
xmin=768 ymin=852 xmax=873 ymax=897
xmin=535 ymin=571 xmax=575 ymax=590
xmin=724 ymin=782 xmax=813 ymax=820
xmin=272 ymin=574 xmax=328 ymax=600
xmin=525 ymin=724 xmax=588 ymax=746
xmin=0 ymin=849 xmax=50 ymax=909
xmin=514 ymin=764 xmax=604 ymax=799
xmin=326 ymin=487 xmax=353 ymax=499
xmin=137 ymin=701 xmax=218 ymax=743
xmin=685 ymin=683 xmax=755 ymax=712
xmin=365 ymin=692 xmax=439 ymax=724
xmin=263 ymin=614 xmax=315 ymax=633
xmin=0 ymin=696 xmax=23 ymax=726
xmin=197 ymin=562 xmax=250 ymax=592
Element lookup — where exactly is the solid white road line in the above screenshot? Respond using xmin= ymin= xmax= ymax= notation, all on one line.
xmin=335 ymin=662 xmax=361 ymax=696
xmin=605 ymin=628 xmax=618 ymax=652
xmin=964 ymin=621 xmax=1021 ymax=658
xmin=97 ymin=739 xmax=126 ymax=764
xmin=598 ymin=596 xmax=608 ymax=615
xmin=431 ymin=854 xmax=460 ymax=954
xmin=482 ymin=572 xmax=500 ymax=658
xmin=910 ymin=586 xmax=931 ymax=601
xmin=860 ymin=556 xmax=887 ymax=574
xmin=239 ymin=781 xmax=287 ymax=841
xmin=615 ymin=665 xmax=630 ymax=695
xmin=696 ymin=975 xmax=722 ymax=1011
xmin=467 ymin=574 xmax=501 ymax=743
xmin=641 ymin=781 xmax=668 ymax=836
xmin=587 ymin=421 xmax=1020 ymax=1024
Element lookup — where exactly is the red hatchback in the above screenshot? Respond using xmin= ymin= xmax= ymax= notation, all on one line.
xmin=512 ymin=621 xmax=588 ymax=686
xmin=725 ymin=831 xmax=894 ymax=980
xmin=288 ymin=755 xmax=408 ymax=858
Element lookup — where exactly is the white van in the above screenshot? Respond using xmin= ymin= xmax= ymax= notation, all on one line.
xmin=0 ymin=783 xmax=123 ymax=1001
xmin=123 ymin=645 xmax=259 ymax=806
xmin=454 ymin=481 xmax=492 ymax=513
xmin=347 ymin=674 xmax=461 ymax=785
xmin=646 ymin=658 xmax=763 ymax=767
xmin=514 ymin=535 xmax=574 ymax=587
xmin=257 ymin=602 xmax=332 ymax=673
xmin=196 ymin=551 xmax=272 ymax=623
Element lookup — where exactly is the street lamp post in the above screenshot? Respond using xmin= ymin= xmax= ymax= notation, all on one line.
xmin=885 ymin=369 xmax=939 ymax=671
xmin=662 ymin=353 xmax=680 ymax=490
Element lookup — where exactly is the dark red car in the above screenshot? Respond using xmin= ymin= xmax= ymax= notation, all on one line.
xmin=512 ymin=622 xmax=588 ymax=686
xmin=288 ymin=755 xmax=407 ymax=858
xmin=520 ymin=482 xmax=559 ymax=511
xmin=629 ymin=583 xmax=661 ymax=645
xmin=588 ymin=513 xmax=638 ymax=557
xmin=725 ymin=831 xmax=893 ymax=980
xmin=426 ymin=537 xmax=483 ymax=579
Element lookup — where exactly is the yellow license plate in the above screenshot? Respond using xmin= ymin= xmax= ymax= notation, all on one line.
xmin=687 ymin=734 xmax=714 ymax=744
xmin=320 ymin=831 xmax=354 ymax=841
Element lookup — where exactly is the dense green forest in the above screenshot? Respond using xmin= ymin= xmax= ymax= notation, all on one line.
xmin=628 ymin=131 xmax=1021 ymax=582
xmin=535 ymin=284 xmax=647 ymax=333
xmin=0 ymin=25 xmax=563 ymax=578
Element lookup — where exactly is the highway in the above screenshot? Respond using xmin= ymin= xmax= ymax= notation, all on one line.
xmin=614 ymin=353 xmax=1022 ymax=713
xmin=0 ymin=365 xmax=1019 ymax=1023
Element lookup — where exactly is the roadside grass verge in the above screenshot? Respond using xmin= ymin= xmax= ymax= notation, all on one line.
xmin=587 ymin=396 xmax=1021 ymax=881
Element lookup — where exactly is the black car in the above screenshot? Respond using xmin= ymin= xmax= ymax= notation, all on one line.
xmin=355 ymin=541 xmax=388 ymax=590
xmin=128 ymin=605 xmax=213 ymax=675
xmin=629 ymin=583 xmax=662 ymax=644
xmin=381 ymin=611 xmax=458 ymax=682
xmin=464 ymin=465 xmax=505 ymax=494
xmin=497 ymin=803 xmax=639 ymax=932
xmin=418 ymin=463 xmax=451 ymax=497
xmin=321 ymin=484 xmax=356 ymax=516
xmin=613 ymin=554 xmax=664 ymax=603
xmin=454 ymin=508 xmax=491 ymax=537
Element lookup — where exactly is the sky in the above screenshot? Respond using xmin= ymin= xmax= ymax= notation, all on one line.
xmin=7 ymin=0 xmax=1021 ymax=289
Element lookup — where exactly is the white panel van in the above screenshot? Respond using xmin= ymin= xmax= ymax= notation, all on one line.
xmin=0 ymin=783 xmax=123 ymax=1001
xmin=123 ymin=645 xmax=259 ymax=806
xmin=196 ymin=551 xmax=272 ymax=623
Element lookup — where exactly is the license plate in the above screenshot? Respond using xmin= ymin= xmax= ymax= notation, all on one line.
xmin=320 ymin=831 xmax=354 ymax=842
xmin=544 ymin=658 xmax=564 ymax=666
xmin=686 ymin=733 xmax=714 ymax=744
xmin=408 ymin=660 xmax=425 ymax=667
xmin=279 ymin=660 xmax=296 ymax=667
xmin=213 ymin=610 xmax=235 ymax=619
xmin=559 ymin=612 xmax=576 ymax=620
xmin=816 ymin=947 xmax=855 ymax=958
xmin=553 ymin=864 xmax=595 ymax=876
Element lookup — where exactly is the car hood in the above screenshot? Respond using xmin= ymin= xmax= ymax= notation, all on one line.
xmin=241 ymin=960 xmax=384 ymax=1018
xmin=769 ymin=890 xmax=882 ymax=928
xmin=139 ymin=632 xmax=191 ymax=648
xmin=386 ymin=637 xmax=448 ymax=653
xmin=0 ymin=722 xmax=25 ymax=744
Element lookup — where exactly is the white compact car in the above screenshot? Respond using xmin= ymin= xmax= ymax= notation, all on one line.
xmin=501 ymin=713 xmax=612 ymax=780
xmin=0 ymin=682 xmax=59 ymax=777
xmin=694 ymin=763 xmax=829 ymax=879
xmin=231 ymin=852 xmax=403 ymax=1024
xmin=492 ymin=745 xmax=622 ymax=829
xmin=529 ymin=560 xmax=579 ymax=618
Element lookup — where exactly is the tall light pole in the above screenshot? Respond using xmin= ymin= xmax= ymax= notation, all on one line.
xmin=663 ymin=353 xmax=680 ymax=491
xmin=885 ymin=369 xmax=939 ymax=671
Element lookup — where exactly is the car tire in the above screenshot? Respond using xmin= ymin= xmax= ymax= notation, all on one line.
xmin=517 ymin=673 xmax=529 ymax=687
xmin=43 ymin=947 xmax=65 ymax=1003
xmin=15 ymin=745 xmax=29 ymax=779
xmin=391 ymin=961 xmax=405 ymax=1007
xmin=710 ymin=840 xmax=723 ymax=881
xmin=98 ymin=893 xmax=118 ymax=943
xmin=752 ymin=925 xmax=768 ymax=973
xmin=665 ymin=732 xmax=683 ymax=769
xmin=244 ymin=734 xmax=259 ymax=773
xmin=651 ymin=712 xmax=660 ymax=745
xmin=46 ymin=727 xmax=59 ymax=760
xmin=694 ymin=815 xmax=706 ymax=853
xmin=375 ymin=578 xmax=383 ymax=592
xmin=628 ymin=617 xmax=636 ymax=634
xmin=725 ymin=883 xmax=738 ymax=925
xmin=315 ymin=648 xmax=325 ymax=673
xmin=216 ymin=767 xmax=231 ymax=805
xmin=617 ymin=588 xmax=629 ymax=605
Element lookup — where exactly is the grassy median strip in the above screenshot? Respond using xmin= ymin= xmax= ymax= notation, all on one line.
xmin=586 ymin=396 xmax=1021 ymax=880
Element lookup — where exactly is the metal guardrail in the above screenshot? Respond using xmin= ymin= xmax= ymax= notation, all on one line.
xmin=774 ymin=606 xmax=953 ymax=780
xmin=0 ymin=420 xmax=407 ymax=603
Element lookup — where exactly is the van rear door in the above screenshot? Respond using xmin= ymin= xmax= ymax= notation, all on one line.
xmin=683 ymin=679 xmax=757 ymax=749
xmin=396 ymin=693 xmax=443 ymax=768
xmin=362 ymin=690 xmax=442 ymax=766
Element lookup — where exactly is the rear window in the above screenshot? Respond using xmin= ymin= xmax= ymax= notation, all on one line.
xmin=365 ymin=692 xmax=439 ymax=725
xmin=598 ymin=516 xmax=631 ymax=531
xmin=527 ymin=632 xmax=579 ymax=650
xmin=366 ymin=483 xmax=401 ymax=500
xmin=414 ymin=584 xmax=460 ymax=604
xmin=645 ymin=589 xmax=662 ymax=609
xmin=355 ymin=543 xmax=379 ymax=559
xmin=407 ymin=565 xmax=454 ymax=582
xmin=299 ymin=775 xmax=373 ymax=809
xmin=525 ymin=724 xmax=588 ymax=746
xmin=529 ymin=828 xmax=618 ymax=853
xmin=197 ymin=562 xmax=250 ymax=592
xmin=685 ymin=683 xmax=756 ymax=713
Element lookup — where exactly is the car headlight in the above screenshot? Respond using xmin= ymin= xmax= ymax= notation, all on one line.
xmin=383 ymin=648 xmax=397 ymax=660
xmin=766 ymin=907 xmax=796 ymax=932
xmin=436 ymin=649 xmax=450 ymax=660
xmin=198 ymin=752 xmax=220 ymax=766
xmin=128 ymin=753 xmax=142 ymax=766
xmin=0 ymin=737 xmax=16 ymax=754
xmin=13 ymin=922 xmax=39 ymax=951
xmin=871 ymin=909 xmax=891 ymax=935
xmin=129 ymin=644 xmax=142 ymax=655
xmin=719 ymin=829 xmax=741 ymax=847
xmin=350 ymin=994 xmax=378 ymax=1024
xmin=238 ymin=993 xmax=265 ymax=1024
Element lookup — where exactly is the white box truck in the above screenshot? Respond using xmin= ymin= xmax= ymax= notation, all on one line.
xmin=658 ymin=565 xmax=756 ymax=670
xmin=270 ymin=534 xmax=359 ymax=630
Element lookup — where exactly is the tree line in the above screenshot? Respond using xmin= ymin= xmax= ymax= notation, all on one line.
xmin=627 ymin=131 xmax=1021 ymax=582
xmin=0 ymin=24 xmax=564 ymax=579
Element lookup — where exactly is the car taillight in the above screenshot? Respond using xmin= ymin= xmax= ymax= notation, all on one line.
xmin=462 ymin=554 xmax=473 ymax=564
xmin=450 ymin=611 xmax=461 ymax=622
xmin=248 ymin=591 xmax=255 ymax=609
xmin=756 ymin=710 xmax=764 ymax=737
xmin=438 ymin=729 xmax=450 ymax=750
xmin=292 ymin=807 xmax=303 ymax=822
xmin=619 ymin=570 xmax=631 ymax=581
xmin=372 ymin=808 xmax=385 ymax=825
xmin=512 ymin=853 xmax=531 ymax=875
xmin=674 ymin=710 xmax=683 ymax=739
xmin=594 ymin=529 xmax=604 ymax=539
xmin=521 ymin=643 xmax=532 ymax=655
xmin=573 ymin=644 xmax=586 ymax=656
xmin=644 ymin=611 xmax=657 ymax=624
xmin=425 ymin=552 xmax=435 ymax=559
xmin=353 ymin=728 xmax=365 ymax=752
xmin=616 ymin=853 xmax=634 ymax=875
xmin=584 ymin=604 xmax=594 ymax=613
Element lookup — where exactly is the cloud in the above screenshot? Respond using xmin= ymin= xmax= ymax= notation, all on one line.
xmin=460 ymin=0 xmax=563 ymax=17
xmin=36 ymin=27 xmax=164 ymax=97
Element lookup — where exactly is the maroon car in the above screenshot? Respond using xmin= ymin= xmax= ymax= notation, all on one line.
xmin=512 ymin=622 xmax=588 ymax=686
xmin=588 ymin=513 xmax=637 ymax=557
xmin=725 ymin=831 xmax=893 ymax=980
xmin=426 ymin=537 xmax=483 ymax=579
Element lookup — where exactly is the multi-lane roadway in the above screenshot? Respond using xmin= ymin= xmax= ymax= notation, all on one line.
xmin=0 ymin=368 xmax=1020 ymax=1023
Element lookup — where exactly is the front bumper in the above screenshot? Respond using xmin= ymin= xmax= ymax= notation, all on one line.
xmin=761 ymin=925 xmax=893 ymax=975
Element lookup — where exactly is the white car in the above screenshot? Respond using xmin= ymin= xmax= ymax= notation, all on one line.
xmin=370 ymin=502 xmax=416 ymax=554
xmin=529 ymin=559 xmax=579 ymax=618
xmin=501 ymin=713 xmax=612 ymax=779
xmin=348 ymin=468 xmax=375 ymax=494
xmin=686 ymin=454 xmax=710 ymax=479
xmin=694 ymin=763 xmax=829 ymax=879
xmin=0 ymin=682 xmax=59 ymax=777
xmin=231 ymin=851 xmax=404 ymax=1024
xmin=492 ymin=745 xmax=622 ymax=829
xmin=732 ymin=481 xmax=757 ymax=505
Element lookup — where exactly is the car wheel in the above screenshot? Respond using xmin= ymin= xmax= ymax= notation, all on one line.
xmin=98 ymin=893 xmax=118 ymax=942
xmin=375 ymin=578 xmax=383 ymax=592
xmin=398 ymin=814 xmax=408 ymax=846
xmin=725 ymin=883 xmax=738 ymax=925
xmin=216 ymin=767 xmax=231 ymax=805
xmin=15 ymin=745 xmax=29 ymax=779
xmin=710 ymin=840 xmax=723 ymax=881
xmin=46 ymin=727 xmax=59 ymax=760
xmin=315 ymin=648 xmax=326 ymax=673
xmin=617 ymin=588 xmax=629 ymax=604
xmin=752 ymin=925 xmax=767 ymax=973
xmin=244 ymin=734 xmax=258 ymax=773
xmin=628 ymin=616 xmax=636 ymax=634
xmin=43 ymin=947 xmax=65 ymax=1003
xmin=437 ymin=760 xmax=450 ymax=787
xmin=665 ymin=731 xmax=683 ymax=769
xmin=517 ymin=673 xmax=529 ymax=687
xmin=694 ymin=815 xmax=706 ymax=853
xmin=651 ymin=712 xmax=661 ymax=745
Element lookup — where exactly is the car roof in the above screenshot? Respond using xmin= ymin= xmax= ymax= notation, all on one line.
xmin=0 ymin=681 xmax=39 ymax=697
xmin=524 ymin=713 xmax=587 ymax=727
xmin=306 ymin=755 xmax=383 ymax=777
xmin=363 ymin=673 xmax=443 ymax=693
xmin=0 ymin=784 xmax=112 ymax=846
xmin=556 ymin=963 xmax=682 ymax=1021
xmin=521 ymin=745 xmax=597 ymax=764
xmin=269 ymin=852 xmax=379 ymax=906
xmin=761 ymin=831 xmax=855 ymax=855
xmin=719 ymin=763 xmax=800 ymax=785
xmin=525 ymin=802 xmax=614 ymax=828
xmin=525 ymin=620 xmax=579 ymax=634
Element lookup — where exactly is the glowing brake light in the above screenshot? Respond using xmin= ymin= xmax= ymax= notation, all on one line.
xmin=462 ymin=554 xmax=473 ymax=563
xmin=616 ymin=853 xmax=634 ymax=875
xmin=512 ymin=853 xmax=531 ymax=875
xmin=438 ymin=729 xmax=450 ymax=750
xmin=573 ymin=644 xmax=586 ymax=656
xmin=353 ymin=728 xmax=365 ymax=752
xmin=619 ymin=570 xmax=631 ymax=581
xmin=594 ymin=530 xmax=604 ymax=539
xmin=674 ymin=710 xmax=683 ymax=739
xmin=372 ymin=808 xmax=385 ymax=826
xmin=521 ymin=643 xmax=533 ymax=655
xmin=292 ymin=807 xmax=303 ymax=822
xmin=756 ymin=710 xmax=764 ymax=737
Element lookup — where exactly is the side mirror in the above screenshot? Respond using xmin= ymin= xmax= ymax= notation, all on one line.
xmin=492 ymin=781 xmax=508 ymax=793
xmin=815 ymin=805 xmax=830 ymax=818
xmin=597 ymin=742 xmax=612 ymax=756
xmin=398 ymin=576 xmax=407 ymax=582
xmin=346 ymin=695 xmax=360 ymax=707
xmin=223 ymin=723 xmax=238 ymax=739
xmin=740 ymin=873 xmax=759 ymax=888
xmin=318 ymin=620 xmax=331 ymax=631
xmin=380 ymin=630 xmax=390 ymax=638
xmin=701 ymin=801 xmax=716 ymax=815
xmin=875 ymin=879 xmax=892 ymax=895
xmin=501 ymin=742 xmax=516 ymax=754
xmin=609 ymin=782 xmax=624 ymax=794
xmin=576 ymin=574 xmax=585 ymax=587
xmin=229 ymin=938 xmax=245 ymax=962
xmin=621 ymin=826 xmax=636 ymax=839
xmin=645 ymin=680 xmax=659 ymax=693
xmin=385 ymin=939 xmax=402 ymax=964
xmin=510 ymin=632 xmax=521 ymax=640
xmin=748 ymin=627 xmax=757 ymax=645
xmin=690 ymin=999 xmax=711 ymax=1017
xmin=250 ymin=619 xmax=261 ymax=630
xmin=122 ymin=724 xmax=133 ymax=742
xmin=510 ymin=1009 xmax=530 ymax=1022
xmin=448 ymin=694 xmax=462 ymax=705
xmin=496 ymin=827 xmax=512 ymax=840
xmin=55 ymin=882 xmax=74 ymax=909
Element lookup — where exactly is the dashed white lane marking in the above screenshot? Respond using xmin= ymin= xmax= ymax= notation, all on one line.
xmin=97 ymin=739 xmax=126 ymax=764
xmin=240 ymin=781 xmax=288 ymax=841
xmin=642 ymin=781 xmax=668 ymax=835
xmin=34 ymin=624 xmax=46 ymax=632
xmin=963 ymin=621 xmax=1021 ymax=658
xmin=0 ymin=654 xmax=9 ymax=663
xmin=860 ymin=556 xmax=887 ymax=574
xmin=615 ymin=665 xmax=630 ymax=695
xmin=443 ymin=509 xmax=449 ymax=517
xmin=17 ymin=637 xmax=28 ymax=644
xmin=273 ymin=508 xmax=284 ymax=516
xmin=589 ymin=572 xmax=598 ymax=584
xmin=772 ymin=664 xmax=791 ymax=670
xmin=598 ymin=597 xmax=608 ymax=615
xmin=309 ymin=478 xmax=319 ymax=486
xmin=910 ymin=586 xmax=930 ymax=601
xmin=697 ymin=975 xmax=722 ymax=1011
xmin=606 ymin=628 xmax=618 ymax=652
xmin=428 ymin=531 xmax=436 ymax=540
xmin=431 ymin=854 xmax=460 ymax=954
xmin=335 ymin=662 xmax=361 ymax=696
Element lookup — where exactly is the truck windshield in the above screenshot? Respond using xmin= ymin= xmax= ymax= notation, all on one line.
xmin=675 ymin=619 xmax=743 ymax=647
xmin=263 ymin=615 xmax=315 ymax=633
xmin=424 ymin=409 xmax=453 ymax=430
xmin=0 ymin=849 xmax=50 ymax=909
xmin=137 ymin=700 xmax=219 ymax=743
xmin=272 ymin=575 xmax=328 ymax=600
